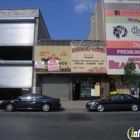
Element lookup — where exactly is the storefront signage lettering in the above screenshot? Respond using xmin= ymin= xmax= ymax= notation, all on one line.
xmin=117 ymin=49 xmax=140 ymax=54
xmin=128 ymin=57 xmax=140 ymax=61
xmin=41 ymin=58 xmax=67 ymax=65
xmin=71 ymin=41 xmax=107 ymax=73
xmin=133 ymin=42 xmax=140 ymax=47
xmin=88 ymin=68 xmax=107 ymax=73
xmin=131 ymin=26 xmax=140 ymax=36
xmin=128 ymin=18 xmax=140 ymax=23
xmin=126 ymin=4 xmax=140 ymax=10
xmin=39 ymin=52 xmax=50 ymax=56
xmin=60 ymin=52 xmax=67 ymax=56
xmin=109 ymin=58 xmax=140 ymax=69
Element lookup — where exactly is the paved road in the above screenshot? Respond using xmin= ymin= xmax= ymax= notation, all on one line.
xmin=0 ymin=109 xmax=140 ymax=140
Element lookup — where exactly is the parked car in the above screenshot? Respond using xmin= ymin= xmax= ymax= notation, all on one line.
xmin=0 ymin=93 xmax=61 ymax=112
xmin=86 ymin=94 xmax=140 ymax=112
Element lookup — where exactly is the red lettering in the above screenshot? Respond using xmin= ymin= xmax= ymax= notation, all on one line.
xmin=120 ymin=62 xmax=125 ymax=69
xmin=109 ymin=60 xmax=115 ymax=69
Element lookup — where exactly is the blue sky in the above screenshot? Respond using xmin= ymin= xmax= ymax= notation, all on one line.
xmin=0 ymin=0 xmax=98 ymax=40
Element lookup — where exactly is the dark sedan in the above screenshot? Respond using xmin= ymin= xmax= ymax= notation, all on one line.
xmin=86 ymin=94 xmax=140 ymax=112
xmin=0 ymin=93 xmax=61 ymax=112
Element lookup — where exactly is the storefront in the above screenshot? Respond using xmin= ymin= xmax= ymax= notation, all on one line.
xmin=35 ymin=40 xmax=71 ymax=100
xmin=72 ymin=75 xmax=105 ymax=100
xmin=35 ymin=40 xmax=109 ymax=100
xmin=109 ymin=75 xmax=140 ymax=98
xmin=70 ymin=40 xmax=108 ymax=100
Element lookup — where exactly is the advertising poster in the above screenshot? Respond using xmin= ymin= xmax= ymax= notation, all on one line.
xmin=48 ymin=60 xmax=59 ymax=71
xmin=35 ymin=61 xmax=45 ymax=68
xmin=71 ymin=41 xmax=107 ymax=73
xmin=104 ymin=0 xmax=140 ymax=74
xmin=34 ymin=45 xmax=71 ymax=72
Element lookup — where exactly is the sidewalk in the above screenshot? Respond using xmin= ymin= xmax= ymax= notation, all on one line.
xmin=60 ymin=100 xmax=88 ymax=110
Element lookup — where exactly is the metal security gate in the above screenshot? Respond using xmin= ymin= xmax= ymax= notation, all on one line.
xmin=0 ymin=61 xmax=33 ymax=88
xmin=0 ymin=21 xmax=35 ymax=46
xmin=42 ymin=76 xmax=69 ymax=100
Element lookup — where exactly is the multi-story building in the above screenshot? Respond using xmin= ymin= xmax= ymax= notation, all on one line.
xmin=0 ymin=9 xmax=50 ymax=100
xmin=88 ymin=0 xmax=140 ymax=96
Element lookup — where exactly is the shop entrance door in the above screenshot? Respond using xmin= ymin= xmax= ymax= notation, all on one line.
xmin=73 ymin=81 xmax=80 ymax=100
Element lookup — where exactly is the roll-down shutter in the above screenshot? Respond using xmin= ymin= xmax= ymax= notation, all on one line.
xmin=0 ymin=61 xmax=33 ymax=88
xmin=42 ymin=76 xmax=69 ymax=100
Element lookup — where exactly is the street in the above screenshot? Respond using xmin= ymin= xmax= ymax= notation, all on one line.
xmin=0 ymin=109 xmax=140 ymax=140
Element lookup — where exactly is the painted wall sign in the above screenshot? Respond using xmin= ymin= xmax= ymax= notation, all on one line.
xmin=35 ymin=45 xmax=71 ymax=72
xmin=71 ymin=42 xmax=107 ymax=73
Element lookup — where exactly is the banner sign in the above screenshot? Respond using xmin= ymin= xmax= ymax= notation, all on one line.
xmin=35 ymin=61 xmax=45 ymax=68
xmin=71 ymin=41 xmax=107 ymax=73
xmin=107 ymin=56 xmax=140 ymax=74
xmin=48 ymin=60 xmax=59 ymax=71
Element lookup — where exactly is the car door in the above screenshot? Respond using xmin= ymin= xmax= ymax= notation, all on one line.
xmin=105 ymin=95 xmax=121 ymax=110
xmin=14 ymin=94 xmax=33 ymax=109
xmin=115 ymin=94 xmax=128 ymax=110
xmin=29 ymin=94 xmax=43 ymax=109
xmin=120 ymin=94 xmax=134 ymax=110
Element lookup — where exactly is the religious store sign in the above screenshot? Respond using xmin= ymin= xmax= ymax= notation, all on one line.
xmin=71 ymin=41 xmax=107 ymax=73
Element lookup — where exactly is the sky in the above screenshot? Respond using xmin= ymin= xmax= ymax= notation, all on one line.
xmin=0 ymin=0 xmax=98 ymax=40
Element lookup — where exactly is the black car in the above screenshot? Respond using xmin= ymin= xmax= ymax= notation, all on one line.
xmin=86 ymin=94 xmax=140 ymax=112
xmin=0 ymin=93 xmax=61 ymax=112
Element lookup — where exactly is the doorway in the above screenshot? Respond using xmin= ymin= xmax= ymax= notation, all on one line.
xmin=73 ymin=80 xmax=80 ymax=100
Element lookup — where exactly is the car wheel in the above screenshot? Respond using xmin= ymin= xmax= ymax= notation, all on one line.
xmin=96 ymin=104 xmax=104 ymax=112
xmin=42 ymin=104 xmax=50 ymax=112
xmin=131 ymin=104 xmax=138 ymax=111
xmin=6 ymin=103 xmax=14 ymax=112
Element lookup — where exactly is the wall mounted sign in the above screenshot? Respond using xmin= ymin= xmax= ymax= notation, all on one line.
xmin=104 ymin=0 xmax=140 ymax=74
xmin=71 ymin=41 xmax=107 ymax=73
xmin=34 ymin=45 xmax=71 ymax=72
xmin=48 ymin=60 xmax=59 ymax=71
